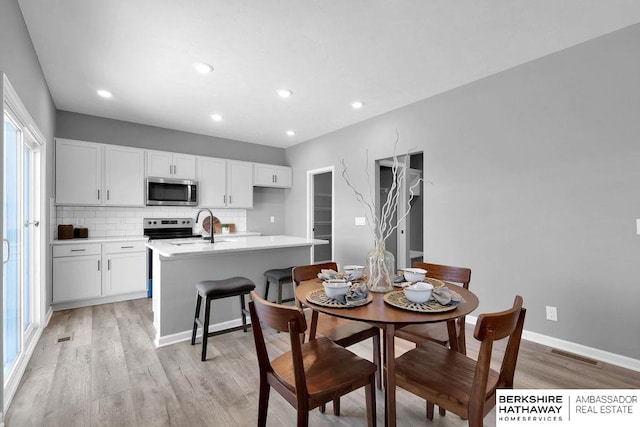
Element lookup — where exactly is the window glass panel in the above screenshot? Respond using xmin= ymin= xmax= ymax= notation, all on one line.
xmin=3 ymin=114 xmax=20 ymax=378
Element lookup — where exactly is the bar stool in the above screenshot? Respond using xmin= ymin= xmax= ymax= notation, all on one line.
xmin=191 ymin=276 xmax=255 ymax=361
xmin=263 ymin=267 xmax=294 ymax=304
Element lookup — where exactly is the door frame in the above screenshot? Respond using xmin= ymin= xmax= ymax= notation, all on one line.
xmin=306 ymin=166 xmax=334 ymax=263
xmin=2 ymin=74 xmax=48 ymax=410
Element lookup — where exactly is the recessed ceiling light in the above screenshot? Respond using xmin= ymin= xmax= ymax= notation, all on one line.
xmin=211 ymin=114 xmax=223 ymax=122
xmin=286 ymin=130 xmax=296 ymax=136
xmin=97 ymin=89 xmax=112 ymax=99
xmin=278 ymin=89 xmax=293 ymax=98
xmin=351 ymin=101 xmax=364 ymax=109
xmin=193 ymin=62 xmax=214 ymax=74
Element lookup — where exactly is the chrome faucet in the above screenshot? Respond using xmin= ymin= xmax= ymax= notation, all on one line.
xmin=195 ymin=208 xmax=215 ymax=243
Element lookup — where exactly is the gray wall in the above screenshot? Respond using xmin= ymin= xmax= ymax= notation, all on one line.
xmin=247 ymin=187 xmax=286 ymax=235
xmin=285 ymin=23 xmax=640 ymax=360
xmin=1 ymin=0 xmax=57 ymax=414
xmin=56 ymin=110 xmax=287 ymax=165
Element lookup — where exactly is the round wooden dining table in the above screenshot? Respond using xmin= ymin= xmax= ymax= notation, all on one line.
xmin=295 ymin=279 xmax=479 ymax=427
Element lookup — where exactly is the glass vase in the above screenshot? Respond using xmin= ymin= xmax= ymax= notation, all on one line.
xmin=366 ymin=240 xmax=395 ymax=293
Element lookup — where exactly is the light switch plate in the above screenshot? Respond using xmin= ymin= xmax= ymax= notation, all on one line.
xmin=637 ymin=219 xmax=640 ymax=235
xmin=355 ymin=217 xmax=366 ymax=226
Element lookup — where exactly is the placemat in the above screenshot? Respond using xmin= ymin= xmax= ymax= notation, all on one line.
xmin=306 ymin=288 xmax=373 ymax=308
xmin=384 ymin=289 xmax=458 ymax=313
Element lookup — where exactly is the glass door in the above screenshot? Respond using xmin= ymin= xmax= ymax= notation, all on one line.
xmin=3 ymin=111 xmax=37 ymax=381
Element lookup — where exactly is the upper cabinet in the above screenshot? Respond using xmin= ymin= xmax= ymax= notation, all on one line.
xmin=253 ymin=163 xmax=292 ymax=188
xmin=104 ymin=145 xmax=144 ymax=206
xmin=196 ymin=156 xmax=227 ymax=208
xmin=56 ymin=139 xmax=144 ymax=206
xmin=227 ymin=160 xmax=254 ymax=208
xmin=56 ymin=139 xmax=102 ymax=205
xmin=146 ymin=150 xmax=196 ymax=179
xmin=197 ymin=157 xmax=253 ymax=208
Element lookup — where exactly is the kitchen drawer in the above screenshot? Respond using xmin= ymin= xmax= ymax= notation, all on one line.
xmin=53 ymin=243 xmax=101 ymax=258
xmin=103 ymin=241 xmax=146 ymax=254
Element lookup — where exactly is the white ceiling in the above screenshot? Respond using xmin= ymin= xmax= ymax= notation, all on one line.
xmin=18 ymin=1 xmax=640 ymax=148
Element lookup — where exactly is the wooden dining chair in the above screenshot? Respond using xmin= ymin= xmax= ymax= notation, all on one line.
xmin=292 ymin=262 xmax=382 ymax=415
xmin=395 ymin=295 xmax=526 ymax=427
xmin=395 ymin=262 xmax=472 ymax=354
xmin=248 ymin=291 xmax=377 ymax=427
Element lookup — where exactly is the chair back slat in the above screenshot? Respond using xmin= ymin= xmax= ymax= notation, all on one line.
xmin=292 ymin=262 xmax=338 ymax=286
xmin=473 ymin=296 xmax=523 ymax=341
xmin=412 ymin=261 xmax=471 ymax=288
xmin=469 ymin=295 xmax=526 ymax=421
xmin=250 ymin=291 xmax=307 ymax=333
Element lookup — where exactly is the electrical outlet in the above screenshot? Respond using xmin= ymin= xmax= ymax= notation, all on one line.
xmin=546 ymin=306 xmax=558 ymax=321
xmin=270 ymin=216 xmax=275 ymax=223
xmin=355 ymin=217 xmax=366 ymax=226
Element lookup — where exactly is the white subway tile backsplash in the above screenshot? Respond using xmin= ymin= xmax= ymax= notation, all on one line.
xmin=54 ymin=205 xmax=247 ymax=238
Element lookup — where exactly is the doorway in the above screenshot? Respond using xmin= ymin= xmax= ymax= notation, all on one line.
xmin=376 ymin=153 xmax=423 ymax=270
xmin=307 ymin=167 xmax=334 ymax=263
xmin=3 ymin=76 xmax=45 ymax=408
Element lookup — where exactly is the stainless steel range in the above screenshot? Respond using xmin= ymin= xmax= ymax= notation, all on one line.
xmin=143 ymin=218 xmax=199 ymax=240
xmin=144 ymin=218 xmax=200 ymax=297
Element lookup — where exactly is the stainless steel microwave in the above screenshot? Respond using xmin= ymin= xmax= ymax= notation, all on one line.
xmin=145 ymin=177 xmax=197 ymax=206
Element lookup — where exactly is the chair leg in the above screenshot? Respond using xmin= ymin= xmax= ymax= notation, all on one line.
xmin=277 ymin=280 xmax=283 ymax=304
xmin=458 ymin=317 xmax=467 ymax=355
xmin=191 ymin=293 xmax=202 ymax=345
xmin=372 ymin=330 xmax=382 ymax=389
xmin=201 ymin=297 xmax=211 ymax=361
xmin=333 ymin=397 xmax=340 ymax=416
xmin=257 ymin=378 xmax=270 ymax=427
xmin=296 ymin=408 xmax=309 ymax=427
xmin=365 ymin=378 xmax=376 ymax=427
xmin=426 ymin=401 xmax=434 ymax=420
xmin=240 ymin=293 xmax=248 ymax=332
xmin=439 ymin=405 xmax=446 ymax=416
xmin=264 ymin=278 xmax=270 ymax=301
xmin=319 ymin=403 xmax=326 ymax=413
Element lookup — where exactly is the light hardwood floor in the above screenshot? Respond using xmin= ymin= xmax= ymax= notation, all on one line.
xmin=5 ymin=298 xmax=640 ymax=426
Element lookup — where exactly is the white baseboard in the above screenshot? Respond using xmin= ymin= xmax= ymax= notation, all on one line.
xmin=155 ymin=317 xmax=252 ymax=348
xmin=51 ymin=291 xmax=147 ymax=311
xmin=466 ymin=315 xmax=640 ymax=372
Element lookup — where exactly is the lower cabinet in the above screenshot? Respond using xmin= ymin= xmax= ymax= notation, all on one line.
xmin=52 ymin=252 xmax=102 ymax=302
xmin=103 ymin=242 xmax=147 ymax=296
xmin=52 ymin=241 xmax=147 ymax=306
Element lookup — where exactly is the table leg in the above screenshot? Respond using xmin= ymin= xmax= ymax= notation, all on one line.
xmin=384 ymin=324 xmax=396 ymax=427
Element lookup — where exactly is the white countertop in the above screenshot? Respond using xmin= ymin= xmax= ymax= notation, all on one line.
xmin=51 ymin=231 xmax=261 ymax=245
xmin=146 ymin=235 xmax=328 ymax=258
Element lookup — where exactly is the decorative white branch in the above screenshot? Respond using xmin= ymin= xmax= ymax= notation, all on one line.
xmin=340 ymin=131 xmax=423 ymax=245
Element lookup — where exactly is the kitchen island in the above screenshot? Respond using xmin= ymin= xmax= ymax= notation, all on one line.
xmin=146 ymin=235 xmax=328 ymax=347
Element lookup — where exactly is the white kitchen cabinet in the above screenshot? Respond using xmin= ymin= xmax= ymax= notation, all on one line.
xmin=146 ymin=150 xmax=196 ymax=179
xmin=104 ymin=144 xmax=145 ymax=206
xmin=55 ymin=139 xmax=102 ymax=205
xmin=52 ymin=243 xmax=102 ymax=303
xmin=253 ymin=163 xmax=292 ymax=188
xmin=102 ymin=242 xmax=147 ymax=296
xmin=227 ymin=160 xmax=254 ymax=208
xmin=196 ymin=156 xmax=227 ymax=208
xmin=52 ymin=240 xmax=147 ymax=308
xmin=197 ymin=157 xmax=253 ymax=208
xmin=55 ymin=138 xmax=145 ymax=207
